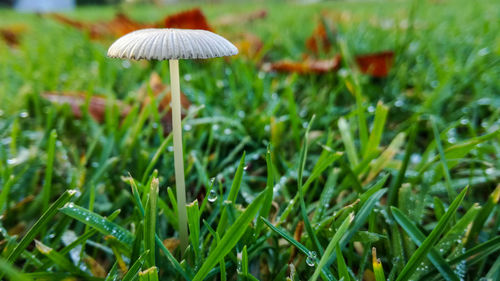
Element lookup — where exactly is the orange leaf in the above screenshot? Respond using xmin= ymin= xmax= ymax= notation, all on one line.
xmin=161 ymin=8 xmax=212 ymax=31
xmin=355 ymin=51 xmax=394 ymax=78
xmin=233 ymin=32 xmax=264 ymax=61
xmin=264 ymin=55 xmax=341 ymax=74
xmin=42 ymin=92 xmax=131 ymax=122
xmin=50 ymin=12 xmax=152 ymax=40
xmin=306 ymin=20 xmax=335 ymax=54
xmin=0 ymin=25 xmax=27 ymax=47
xmin=215 ymin=9 xmax=267 ymax=26
xmin=139 ymin=72 xmax=191 ymax=134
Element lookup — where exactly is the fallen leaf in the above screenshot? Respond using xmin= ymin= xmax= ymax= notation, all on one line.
xmin=139 ymin=72 xmax=191 ymax=134
xmin=163 ymin=237 xmax=180 ymax=253
xmin=42 ymin=92 xmax=131 ymax=122
xmin=83 ymin=256 xmax=107 ymax=278
xmin=50 ymin=12 xmax=152 ymax=39
xmin=233 ymin=32 xmax=264 ymax=61
xmin=0 ymin=24 xmax=27 ymax=47
xmin=263 ymin=55 xmax=341 ymax=74
xmin=161 ymin=8 xmax=212 ymax=31
xmin=215 ymin=9 xmax=267 ymax=26
xmin=289 ymin=221 xmax=304 ymax=263
xmin=355 ymin=51 xmax=394 ymax=78
xmin=306 ymin=20 xmax=336 ymax=54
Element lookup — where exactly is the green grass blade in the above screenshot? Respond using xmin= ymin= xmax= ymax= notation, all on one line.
xmin=35 ymin=240 xmax=85 ymax=275
xmin=139 ymin=266 xmax=159 ymax=281
xmin=311 ymin=213 xmax=354 ymax=281
xmin=193 ymin=190 xmax=266 ymax=281
xmin=336 ymin=244 xmax=350 ymax=281
xmin=297 ymin=115 xmax=323 ymax=254
xmin=372 ymin=248 xmax=386 ymax=281
xmin=255 ymin=147 xmax=275 ymax=235
xmin=216 ymin=152 xmax=246 ymax=235
xmin=387 ymin=122 xmax=417 ymax=206
xmin=431 ymin=116 xmax=457 ymax=201
xmin=364 ymin=101 xmax=388 ymax=158
xmin=187 ymin=199 xmax=201 ymax=265
xmin=144 ymin=178 xmax=159 ymax=267
xmin=261 ymin=217 xmax=310 ymax=255
xmin=59 ymin=204 xmax=134 ymax=245
xmin=0 ymin=257 xmax=32 ymax=281
xmin=41 ymin=129 xmax=57 ymax=214
xmin=3 ymin=189 xmax=76 ymax=268
xmin=391 ymin=207 xmax=459 ymax=281
xmin=122 ymin=250 xmax=150 ymax=281
xmin=394 ymin=186 xmax=468 ymax=281
xmin=338 ymin=117 xmax=359 ymax=168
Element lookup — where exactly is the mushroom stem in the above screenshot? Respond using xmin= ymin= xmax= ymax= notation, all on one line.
xmin=169 ymin=59 xmax=188 ymax=253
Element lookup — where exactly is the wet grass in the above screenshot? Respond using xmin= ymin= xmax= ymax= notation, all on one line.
xmin=0 ymin=0 xmax=499 ymax=280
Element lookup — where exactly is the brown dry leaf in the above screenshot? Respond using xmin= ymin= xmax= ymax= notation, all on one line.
xmin=91 ymin=12 xmax=153 ymax=39
xmin=263 ymin=55 xmax=341 ymax=74
xmin=50 ymin=12 xmax=152 ymax=39
xmin=161 ymin=8 xmax=212 ymax=31
xmin=139 ymin=72 xmax=191 ymax=134
xmin=83 ymin=256 xmax=107 ymax=278
xmin=42 ymin=92 xmax=131 ymax=123
xmin=289 ymin=221 xmax=304 ymax=263
xmin=306 ymin=20 xmax=336 ymax=54
xmin=163 ymin=237 xmax=180 ymax=253
xmin=355 ymin=51 xmax=394 ymax=78
xmin=215 ymin=9 xmax=267 ymax=26
xmin=0 ymin=24 xmax=27 ymax=47
xmin=233 ymin=32 xmax=264 ymax=61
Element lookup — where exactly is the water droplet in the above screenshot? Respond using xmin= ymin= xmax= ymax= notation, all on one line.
xmin=121 ymin=60 xmax=131 ymax=69
xmin=243 ymin=165 xmax=249 ymax=171
xmin=368 ymin=105 xmax=375 ymax=113
xmin=395 ymin=99 xmax=405 ymax=108
xmin=306 ymin=251 xmax=317 ymax=266
xmin=167 ymin=146 xmax=174 ymax=152
xmin=410 ymin=153 xmax=422 ymax=164
xmin=19 ymin=111 xmax=29 ymax=118
xmin=478 ymin=47 xmax=490 ymax=56
xmin=183 ymin=124 xmax=192 ymax=131
xmin=212 ymin=124 xmax=220 ymax=131
xmin=207 ymin=190 xmax=217 ymax=203
xmin=237 ymin=111 xmax=245 ymax=118
xmin=224 ymin=128 xmax=232 ymax=135
xmin=184 ymin=74 xmax=192 ymax=81
xmin=460 ymin=118 xmax=469 ymax=125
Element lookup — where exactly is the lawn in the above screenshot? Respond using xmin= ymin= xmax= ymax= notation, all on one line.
xmin=0 ymin=0 xmax=499 ymax=280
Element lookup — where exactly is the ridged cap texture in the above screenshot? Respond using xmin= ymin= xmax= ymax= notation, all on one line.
xmin=107 ymin=28 xmax=238 ymax=60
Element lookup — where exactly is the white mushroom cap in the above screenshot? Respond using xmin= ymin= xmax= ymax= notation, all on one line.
xmin=107 ymin=28 xmax=238 ymax=60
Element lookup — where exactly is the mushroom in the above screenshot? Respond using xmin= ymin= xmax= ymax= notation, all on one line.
xmin=107 ymin=28 xmax=237 ymax=252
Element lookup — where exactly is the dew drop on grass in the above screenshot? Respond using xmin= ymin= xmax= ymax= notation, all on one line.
xmin=207 ymin=190 xmax=218 ymax=203
xmin=184 ymin=124 xmax=192 ymax=131
xmin=19 ymin=111 xmax=29 ymax=118
xmin=306 ymin=251 xmax=317 ymax=266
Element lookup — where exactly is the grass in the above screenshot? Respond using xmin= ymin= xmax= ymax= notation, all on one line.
xmin=0 ymin=0 xmax=500 ymax=280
